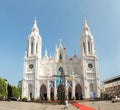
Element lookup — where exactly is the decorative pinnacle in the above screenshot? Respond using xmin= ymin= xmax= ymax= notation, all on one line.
xmin=31 ymin=17 xmax=38 ymax=31
xmin=45 ymin=49 xmax=48 ymax=56
xmin=74 ymin=49 xmax=76 ymax=55
xmin=34 ymin=17 xmax=37 ymax=24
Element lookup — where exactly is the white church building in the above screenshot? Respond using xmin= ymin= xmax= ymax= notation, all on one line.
xmin=22 ymin=18 xmax=100 ymax=100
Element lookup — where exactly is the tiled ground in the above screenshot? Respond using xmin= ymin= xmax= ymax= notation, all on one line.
xmin=0 ymin=101 xmax=77 ymax=110
xmin=0 ymin=100 xmax=120 ymax=110
xmin=79 ymin=100 xmax=120 ymax=110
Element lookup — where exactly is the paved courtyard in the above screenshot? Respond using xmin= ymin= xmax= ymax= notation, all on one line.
xmin=79 ymin=100 xmax=120 ymax=110
xmin=0 ymin=101 xmax=120 ymax=110
xmin=0 ymin=101 xmax=77 ymax=110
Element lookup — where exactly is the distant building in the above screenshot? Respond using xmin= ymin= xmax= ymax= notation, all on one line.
xmin=22 ymin=18 xmax=100 ymax=100
xmin=101 ymin=75 xmax=120 ymax=99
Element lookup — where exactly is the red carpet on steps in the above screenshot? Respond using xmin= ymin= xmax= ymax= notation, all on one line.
xmin=71 ymin=101 xmax=95 ymax=110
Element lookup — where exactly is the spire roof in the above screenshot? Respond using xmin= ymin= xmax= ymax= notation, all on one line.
xmin=33 ymin=17 xmax=38 ymax=28
xmin=31 ymin=17 xmax=39 ymax=32
xmin=81 ymin=16 xmax=91 ymax=36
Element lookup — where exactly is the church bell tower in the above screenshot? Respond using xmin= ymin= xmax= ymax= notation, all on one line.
xmin=22 ymin=18 xmax=42 ymax=99
xmin=80 ymin=17 xmax=100 ymax=98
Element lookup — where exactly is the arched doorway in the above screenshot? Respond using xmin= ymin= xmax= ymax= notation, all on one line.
xmin=28 ymin=83 xmax=32 ymax=100
xmin=68 ymin=87 xmax=72 ymax=100
xmin=90 ymin=83 xmax=95 ymax=98
xmin=50 ymin=87 xmax=54 ymax=100
xmin=57 ymin=84 xmax=65 ymax=100
xmin=40 ymin=84 xmax=47 ymax=100
xmin=75 ymin=84 xmax=82 ymax=100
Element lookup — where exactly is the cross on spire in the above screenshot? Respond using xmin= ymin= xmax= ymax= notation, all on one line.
xmin=59 ymin=39 xmax=63 ymax=46
xmin=84 ymin=16 xmax=89 ymax=28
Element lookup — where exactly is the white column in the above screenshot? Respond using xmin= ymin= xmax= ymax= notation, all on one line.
xmin=54 ymin=79 xmax=57 ymax=100
xmin=91 ymin=40 xmax=95 ymax=55
xmin=72 ymin=80 xmax=75 ymax=99
xmin=34 ymin=80 xmax=39 ymax=99
xmin=47 ymin=80 xmax=50 ymax=100
xmin=22 ymin=80 xmax=26 ymax=98
xmin=39 ymin=41 xmax=42 ymax=59
xmin=65 ymin=79 xmax=68 ymax=99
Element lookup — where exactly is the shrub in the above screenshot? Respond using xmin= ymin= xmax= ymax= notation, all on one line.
xmin=22 ymin=97 xmax=28 ymax=102
xmin=46 ymin=97 xmax=50 ymax=101
xmin=31 ymin=97 xmax=34 ymax=101
xmin=72 ymin=96 xmax=76 ymax=100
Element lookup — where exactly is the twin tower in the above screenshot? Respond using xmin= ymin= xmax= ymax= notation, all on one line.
xmin=22 ymin=18 xmax=100 ymax=100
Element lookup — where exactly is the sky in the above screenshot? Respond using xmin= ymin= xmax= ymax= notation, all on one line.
xmin=0 ymin=0 xmax=120 ymax=86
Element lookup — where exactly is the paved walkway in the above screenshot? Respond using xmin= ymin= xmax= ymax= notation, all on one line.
xmin=0 ymin=101 xmax=120 ymax=110
xmin=79 ymin=101 xmax=120 ymax=110
xmin=0 ymin=101 xmax=77 ymax=110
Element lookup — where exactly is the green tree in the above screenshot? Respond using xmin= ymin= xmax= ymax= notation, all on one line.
xmin=7 ymin=84 xmax=21 ymax=99
xmin=7 ymin=84 xmax=12 ymax=98
xmin=12 ymin=86 xmax=20 ymax=99
xmin=0 ymin=77 xmax=7 ymax=98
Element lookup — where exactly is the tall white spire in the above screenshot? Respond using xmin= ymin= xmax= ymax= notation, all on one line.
xmin=82 ymin=16 xmax=91 ymax=36
xmin=27 ymin=17 xmax=42 ymax=59
xmin=31 ymin=17 xmax=39 ymax=32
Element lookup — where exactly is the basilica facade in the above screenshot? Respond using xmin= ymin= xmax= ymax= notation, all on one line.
xmin=22 ymin=18 xmax=100 ymax=100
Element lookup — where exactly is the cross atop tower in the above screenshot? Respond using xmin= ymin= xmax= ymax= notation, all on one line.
xmin=84 ymin=16 xmax=89 ymax=28
xmin=59 ymin=39 xmax=63 ymax=46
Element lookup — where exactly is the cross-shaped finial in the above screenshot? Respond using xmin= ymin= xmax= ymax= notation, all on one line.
xmin=59 ymin=39 xmax=62 ymax=46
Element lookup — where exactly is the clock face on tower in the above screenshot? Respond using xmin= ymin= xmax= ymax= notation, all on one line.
xmin=29 ymin=64 xmax=34 ymax=69
xmin=88 ymin=63 xmax=93 ymax=68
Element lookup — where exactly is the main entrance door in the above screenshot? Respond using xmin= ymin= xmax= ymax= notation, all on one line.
xmin=50 ymin=87 xmax=54 ymax=100
xmin=28 ymin=84 xmax=32 ymax=100
xmin=75 ymin=84 xmax=82 ymax=100
xmin=40 ymin=84 xmax=47 ymax=100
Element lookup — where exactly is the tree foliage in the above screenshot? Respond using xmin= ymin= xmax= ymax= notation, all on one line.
xmin=0 ymin=77 xmax=21 ymax=100
xmin=0 ymin=77 xmax=7 ymax=97
xmin=7 ymin=84 xmax=21 ymax=99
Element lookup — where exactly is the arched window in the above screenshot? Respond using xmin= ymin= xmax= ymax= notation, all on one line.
xmin=31 ymin=42 xmax=33 ymax=54
xmin=59 ymin=53 xmax=62 ymax=60
xmin=83 ymin=42 xmax=86 ymax=54
xmin=88 ymin=41 xmax=91 ymax=54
